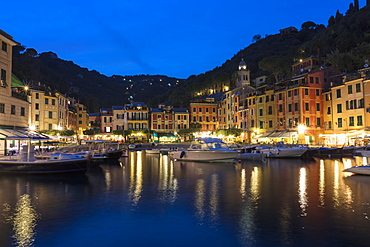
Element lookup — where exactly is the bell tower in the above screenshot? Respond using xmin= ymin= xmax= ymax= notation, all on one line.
xmin=236 ymin=58 xmax=250 ymax=87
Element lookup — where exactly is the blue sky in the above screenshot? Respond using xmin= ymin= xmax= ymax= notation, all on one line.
xmin=1 ymin=0 xmax=361 ymax=79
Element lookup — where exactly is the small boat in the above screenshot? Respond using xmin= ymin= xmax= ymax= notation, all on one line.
xmin=170 ymin=138 xmax=238 ymax=162
xmin=235 ymin=146 xmax=267 ymax=160
xmin=236 ymin=152 xmax=267 ymax=160
xmin=343 ymin=166 xmax=370 ymax=175
xmin=0 ymin=145 xmax=89 ymax=174
xmin=257 ymin=146 xmax=308 ymax=158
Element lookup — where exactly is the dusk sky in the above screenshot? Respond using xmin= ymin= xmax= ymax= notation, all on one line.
xmin=1 ymin=0 xmax=361 ymax=79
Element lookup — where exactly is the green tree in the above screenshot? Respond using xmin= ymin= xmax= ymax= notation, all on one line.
xmin=252 ymin=34 xmax=262 ymax=43
xmin=258 ymin=56 xmax=292 ymax=82
xmin=301 ymin=21 xmax=317 ymax=30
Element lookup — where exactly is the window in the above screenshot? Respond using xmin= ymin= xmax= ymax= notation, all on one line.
xmin=305 ymin=117 xmax=310 ymax=127
xmin=269 ymin=120 xmax=273 ymax=128
xmin=266 ymin=96 xmax=269 ymax=102
xmin=35 ymin=103 xmax=39 ymax=110
xmin=288 ymin=104 xmax=292 ymax=112
xmin=315 ymin=77 xmax=319 ymax=84
xmin=294 ymin=103 xmax=298 ymax=111
xmin=268 ymin=106 xmax=272 ymax=115
xmin=199 ymin=108 xmax=202 ymax=113
xmin=317 ymin=118 xmax=321 ymax=127
xmin=288 ymin=91 xmax=291 ymax=97
xmin=259 ymin=97 xmax=263 ymax=103
xmin=212 ymin=108 xmax=216 ymax=112
xmin=35 ymin=114 xmax=39 ymax=121
xmin=357 ymin=115 xmax=363 ymax=126
xmin=349 ymin=116 xmax=354 ymax=126
xmin=206 ymin=117 xmax=209 ymax=122
xmin=279 ymin=104 xmax=283 ymax=112
xmin=45 ymin=98 xmax=49 ymax=104
xmin=2 ymin=41 xmax=7 ymax=52
xmin=338 ymin=118 xmax=343 ymax=128
xmin=48 ymin=124 xmax=52 ymax=130
xmin=327 ymin=107 xmax=331 ymax=114
xmin=193 ymin=116 xmax=196 ymax=122
xmin=21 ymin=107 xmax=25 ymax=116
xmin=326 ymin=93 xmax=331 ymax=101
xmin=192 ymin=108 xmax=196 ymax=112
xmin=52 ymin=99 xmax=56 ymax=105
xmin=348 ymin=85 xmax=353 ymax=94
xmin=251 ymin=120 xmax=255 ymax=127
xmin=259 ymin=121 xmax=263 ymax=129
xmin=316 ymin=103 xmax=320 ymax=111
xmin=184 ymin=115 xmax=187 ymax=120
xmin=305 ymin=89 xmax=309 ymax=95
xmin=11 ymin=105 xmax=15 ymax=115
xmin=337 ymin=104 xmax=342 ymax=113
xmin=49 ymin=111 xmax=53 ymax=118
xmin=279 ymin=93 xmax=282 ymax=100
xmin=316 ymin=89 xmax=320 ymax=96
xmin=356 ymin=83 xmax=361 ymax=92
xmin=294 ymin=89 xmax=298 ymax=96
xmin=305 ymin=103 xmax=309 ymax=111
xmin=328 ymin=121 xmax=332 ymax=129
xmin=206 ymin=108 xmax=209 ymax=112
xmin=336 ymin=89 xmax=341 ymax=98
xmin=35 ymin=93 xmax=39 ymax=99
xmin=199 ymin=116 xmax=202 ymax=122
xmin=259 ymin=109 xmax=263 ymax=116
xmin=310 ymin=77 xmax=314 ymax=83
xmin=1 ymin=69 xmax=6 ymax=86
xmin=0 ymin=103 xmax=4 ymax=113
xmin=177 ymin=115 xmax=181 ymax=120
xmin=359 ymin=98 xmax=364 ymax=108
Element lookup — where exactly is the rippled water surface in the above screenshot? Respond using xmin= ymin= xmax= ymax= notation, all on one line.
xmin=1 ymin=153 xmax=370 ymax=247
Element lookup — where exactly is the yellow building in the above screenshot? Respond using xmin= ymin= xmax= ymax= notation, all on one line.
xmin=76 ymin=102 xmax=89 ymax=136
xmin=0 ymin=30 xmax=30 ymax=154
xmin=322 ymin=72 xmax=367 ymax=145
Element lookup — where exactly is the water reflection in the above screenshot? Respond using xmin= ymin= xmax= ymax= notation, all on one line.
xmin=237 ymin=162 xmax=261 ymax=246
xmin=298 ymin=167 xmax=308 ymax=216
xmin=1 ymin=154 xmax=370 ymax=246
xmin=158 ymin=155 xmax=178 ymax=203
xmin=129 ymin=151 xmax=144 ymax=205
xmin=3 ymin=194 xmax=38 ymax=247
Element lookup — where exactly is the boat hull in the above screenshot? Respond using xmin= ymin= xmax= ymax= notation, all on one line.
xmin=171 ymin=150 xmax=237 ymax=162
xmin=260 ymin=148 xmax=308 ymax=158
xmin=0 ymin=159 xmax=88 ymax=174
xmin=343 ymin=166 xmax=370 ymax=175
xmin=236 ymin=152 xmax=266 ymax=160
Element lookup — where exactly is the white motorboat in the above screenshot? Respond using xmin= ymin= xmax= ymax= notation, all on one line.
xmin=0 ymin=145 xmax=89 ymax=174
xmin=236 ymin=152 xmax=267 ymax=160
xmin=343 ymin=166 xmax=370 ymax=175
xmin=170 ymin=138 xmax=238 ymax=162
xmin=257 ymin=146 xmax=308 ymax=158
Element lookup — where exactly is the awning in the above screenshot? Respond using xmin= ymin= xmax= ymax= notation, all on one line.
xmin=153 ymin=133 xmax=176 ymax=138
xmin=0 ymin=129 xmax=49 ymax=140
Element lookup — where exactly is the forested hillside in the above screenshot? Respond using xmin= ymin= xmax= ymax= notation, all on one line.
xmin=12 ymin=1 xmax=370 ymax=110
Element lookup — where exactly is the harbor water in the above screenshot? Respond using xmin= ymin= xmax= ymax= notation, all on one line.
xmin=1 ymin=152 xmax=370 ymax=247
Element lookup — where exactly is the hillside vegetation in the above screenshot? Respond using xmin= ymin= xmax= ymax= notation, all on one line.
xmin=12 ymin=1 xmax=370 ymax=110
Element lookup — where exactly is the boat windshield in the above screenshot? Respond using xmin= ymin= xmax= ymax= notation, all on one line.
xmin=189 ymin=138 xmax=229 ymax=150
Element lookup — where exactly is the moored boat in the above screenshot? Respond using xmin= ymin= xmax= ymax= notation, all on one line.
xmin=0 ymin=145 xmax=89 ymax=174
xmin=170 ymin=138 xmax=237 ymax=162
xmin=343 ymin=165 xmax=370 ymax=175
xmin=257 ymin=146 xmax=308 ymax=158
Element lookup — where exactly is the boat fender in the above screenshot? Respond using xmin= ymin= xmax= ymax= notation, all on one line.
xmin=180 ymin=151 xmax=186 ymax=158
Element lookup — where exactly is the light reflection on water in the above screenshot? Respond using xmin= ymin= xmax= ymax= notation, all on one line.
xmin=3 ymin=194 xmax=38 ymax=247
xmin=1 ymin=155 xmax=370 ymax=246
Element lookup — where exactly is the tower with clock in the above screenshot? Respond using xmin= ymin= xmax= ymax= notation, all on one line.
xmin=236 ymin=58 xmax=251 ymax=87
